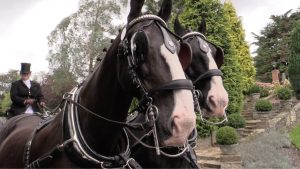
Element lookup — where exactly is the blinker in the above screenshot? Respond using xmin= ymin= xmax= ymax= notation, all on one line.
xmin=197 ymin=37 xmax=209 ymax=53
xmin=158 ymin=25 xmax=176 ymax=54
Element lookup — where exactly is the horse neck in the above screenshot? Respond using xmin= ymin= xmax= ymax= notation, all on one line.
xmin=78 ymin=39 xmax=132 ymax=155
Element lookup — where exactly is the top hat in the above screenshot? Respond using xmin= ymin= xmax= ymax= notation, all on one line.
xmin=20 ymin=63 xmax=31 ymax=74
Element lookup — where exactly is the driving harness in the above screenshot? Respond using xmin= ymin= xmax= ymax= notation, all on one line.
xmin=22 ymin=14 xmax=198 ymax=169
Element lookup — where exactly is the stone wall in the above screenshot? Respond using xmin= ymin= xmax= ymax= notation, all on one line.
xmin=268 ymin=102 xmax=300 ymax=130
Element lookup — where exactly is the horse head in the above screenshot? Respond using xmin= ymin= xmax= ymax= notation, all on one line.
xmin=118 ymin=0 xmax=195 ymax=147
xmin=174 ymin=16 xmax=228 ymax=118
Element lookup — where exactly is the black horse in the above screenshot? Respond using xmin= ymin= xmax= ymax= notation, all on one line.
xmin=127 ymin=12 xmax=229 ymax=169
xmin=0 ymin=0 xmax=196 ymax=168
xmin=174 ymin=16 xmax=228 ymax=117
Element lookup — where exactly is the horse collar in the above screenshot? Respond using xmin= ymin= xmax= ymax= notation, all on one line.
xmin=62 ymin=87 xmax=137 ymax=168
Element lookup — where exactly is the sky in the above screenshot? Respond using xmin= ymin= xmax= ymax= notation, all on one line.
xmin=0 ymin=0 xmax=300 ymax=74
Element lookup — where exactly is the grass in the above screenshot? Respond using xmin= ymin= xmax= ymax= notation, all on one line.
xmin=290 ymin=125 xmax=300 ymax=149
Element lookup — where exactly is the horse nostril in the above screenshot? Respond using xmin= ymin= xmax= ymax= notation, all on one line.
xmin=208 ymin=96 xmax=217 ymax=107
xmin=168 ymin=118 xmax=175 ymax=133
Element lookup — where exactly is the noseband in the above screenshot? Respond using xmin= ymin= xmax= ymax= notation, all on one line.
xmin=182 ymin=32 xmax=228 ymax=125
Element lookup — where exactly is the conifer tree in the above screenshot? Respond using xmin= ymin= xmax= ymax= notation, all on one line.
xmin=289 ymin=21 xmax=300 ymax=99
xmin=223 ymin=1 xmax=255 ymax=92
xmin=181 ymin=0 xmax=245 ymax=114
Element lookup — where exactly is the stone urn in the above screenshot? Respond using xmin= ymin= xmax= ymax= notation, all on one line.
xmin=280 ymin=100 xmax=294 ymax=111
xmin=219 ymin=144 xmax=239 ymax=155
xmin=251 ymin=93 xmax=260 ymax=101
xmin=236 ymin=128 xmax=244 ymax=138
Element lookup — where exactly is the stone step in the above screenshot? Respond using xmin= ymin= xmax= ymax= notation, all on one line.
xmin=242 ymin=110 xmax=252 ymax=113
xmin=196 ymin=147 xmax=222 ymax=156
xmin=243 ymin=111 xmax=252 ymax=113
xmin=220 ymin=155 xmax=242 ymax=162
xmin=199 ymin=159 xmax=221 ymax=168
xmin=245 ymin=123 xmax=258 ymax=126
xmin=242 ymin=114 xmax=253 ymax=118
xmin=246 ymin=120 xmax=261 ymax=124
xmin=243 ymin=129 xmax=253 ymax=134
xmin=243 ymin=107 xmax=252 ymax=110
xmin=242 ymin=116 xmax=252 ymax=119
xmin=242 ymin=111 xmax=252 ymax=115
xmin=198 ymin=154 xmax=220 ymax=161
xmin=244 ymin=118 xmax=253 ymax=121
xmin=245 ymin=125 xmax=257 ymax=129
xmin=244 ymin=117 xmax=253 ymax=121
xmin=239 ymin=132 xmax=249 ymax=137
xmin=245 ymin=122 xmax=257 ymax=127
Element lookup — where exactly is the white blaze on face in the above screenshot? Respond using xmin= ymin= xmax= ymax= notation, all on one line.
xmin=206 ymin=48 xmax=228 ymax=115
xmin=160 ymin=45 xmax=196 ymax=146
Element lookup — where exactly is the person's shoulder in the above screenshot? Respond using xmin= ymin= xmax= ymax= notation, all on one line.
xmin=31 ymin=81 xmax=40 ymax=86
xmin=12 ymin=80 xmax=21 ymax=85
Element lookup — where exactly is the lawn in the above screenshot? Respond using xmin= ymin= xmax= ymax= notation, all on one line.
xmin=290 ymin=125 xmax=300 ymax=149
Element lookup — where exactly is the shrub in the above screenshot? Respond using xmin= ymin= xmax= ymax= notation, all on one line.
xmin=260 ymin=88 xmax=270 ymax=98
xmin=255 ymin=99 xmax=272 ymax=111
xmin=248 ymin=85 xmax=261 ymax=94
xmin=227 ymin=113 xmax=246 ymax=128
xmin=276 ymin=87 xmax=292 ymax=100
xmin=216 ymin=126 xmax=238 ymax=145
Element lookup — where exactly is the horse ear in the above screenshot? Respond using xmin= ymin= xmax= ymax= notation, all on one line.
xmin=214 ymin=46 xmax=224 ymax=68
xmin=157 ymin=0 xmax=172 ymax=22
xmin=128 ymin=0 xmax=145 ymax=23
xmin=198 ymin=17 xmax=207 ymax=34
xmin=178 ymin=43 xmax=192 ymax=70
xmin=174 ymin=15 xmax=186 ymax=36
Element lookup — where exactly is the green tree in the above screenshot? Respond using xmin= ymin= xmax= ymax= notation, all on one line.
xmin=223 ymin=1 xmax=255 ymax=92
xmin=0 ymin=93 xmax=11 ymax=116
xmin=145 ymin=0 xmax=184 ymax=14
xmin=254 ymin=9 xmax=300 ymax=82
xmin=181 ymin=0 xmax=244 ymax=114
xmin=0 ymin=70 xmax=19 ymax=94
xmin=41 ymin=69 xmax=77 ymax=108
xmin=289 ymin=20 xmax=300 ymax=99
xmin=144 ymin=0 xmax=184 ymax=28
xmin=48 ymin=0 xmax=127 ymax=80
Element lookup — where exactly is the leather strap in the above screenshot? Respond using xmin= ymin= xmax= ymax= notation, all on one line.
xmin=193 ymin=69 xmax=223 ymax=84
xmin=149 ymin=79 xmax=193 ymax=94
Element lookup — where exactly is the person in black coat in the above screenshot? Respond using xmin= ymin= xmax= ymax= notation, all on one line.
xmin=8 ymin=63 xmax=45 ymax=118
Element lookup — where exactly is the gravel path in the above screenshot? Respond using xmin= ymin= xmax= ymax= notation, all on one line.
xmin=280 ymin=145 xmax=300 ymax=168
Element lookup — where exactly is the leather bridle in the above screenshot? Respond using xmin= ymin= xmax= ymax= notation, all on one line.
xmin=182 ymin=32 xmax=228 ymax=125
xmin=118 ymin=14 xmax=198 ymax=157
